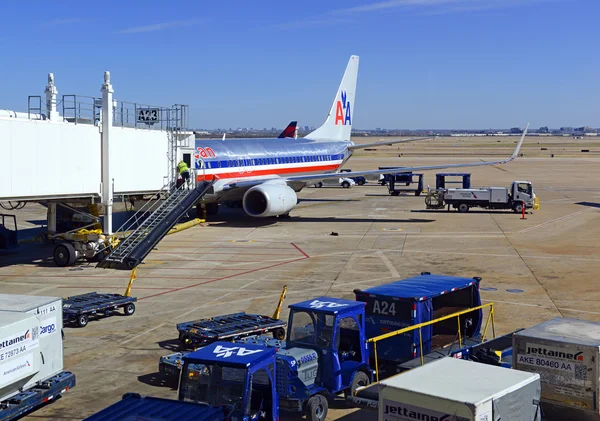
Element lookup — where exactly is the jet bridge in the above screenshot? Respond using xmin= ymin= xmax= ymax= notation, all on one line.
xmin=0 ymin=72 xmax=197 ymax=235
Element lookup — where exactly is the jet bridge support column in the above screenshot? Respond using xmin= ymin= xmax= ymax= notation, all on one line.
xmin=101 ymin=72 xmax=114 ymax=234
xmin=44 ymin=73 xmax=59 ymax=122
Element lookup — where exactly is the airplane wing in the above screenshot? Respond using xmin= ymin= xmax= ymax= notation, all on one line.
xmin=348 ymin=136 xmax=434 ymax=150
xmin=285 ymin=124 xmax=529 ymax=183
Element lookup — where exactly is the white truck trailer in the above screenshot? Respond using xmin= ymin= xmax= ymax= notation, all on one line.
xmin=379 ymin=357 xmax=541 ymax=421
xmin=0 ymin=295 xmax=75 ymax=420
xmin=425 ymin=180 xmax=536 ymax=213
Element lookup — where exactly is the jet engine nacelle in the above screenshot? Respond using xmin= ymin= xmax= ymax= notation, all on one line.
xmin=243 ymin=181 xmax=298 ymax=217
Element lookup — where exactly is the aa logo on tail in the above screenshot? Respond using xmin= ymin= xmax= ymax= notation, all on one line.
xmin=334 ymin=91 xmax=351 ymax=126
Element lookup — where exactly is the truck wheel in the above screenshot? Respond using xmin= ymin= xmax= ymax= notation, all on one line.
xmin=54 ymin=243 xmax=77 ymax=267
xmin=342 ymin=181 xmax=351 ymax=189
xmin=458 ymin=203 xmax=469 ymax=213
xmin=415 ymin=191 xmax=421 ymax=197
xmin=345 ymin=371 xmax=370 ymax=399
xmin=391 ymin=191 xmax=400 ymax=197
xmin=306 ymin=394 xmax=328 ymax=421
xmin=315 ymin=182 xmax=323 ymax=188
xmin=357 ymin=179 xmax=365 ymax=186
xmin=513 ymin=203 xmax=524 ymax=213
xmin=272 ymin=328 xmax=285 ymax=341
xmin=124 ymin=303 xmax=136 ymax=316
xmin=77 ymin=314 xmax=89 ymax=328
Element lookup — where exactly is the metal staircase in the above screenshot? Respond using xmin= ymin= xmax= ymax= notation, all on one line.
xmin=98 ymin=181 xmax=211 ymax=270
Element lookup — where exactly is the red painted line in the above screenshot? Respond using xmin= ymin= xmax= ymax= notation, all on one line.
xmin=291 ymin=243 xmax=310 ymax=259
xmin=139 ymin=255 xmax=310 ymax=301
xmin=151 ymin=251 xmax=301 ymax=256
xmin=0 ymin=273 xmax=216 ymax=279
xmin=56 ymin=286 xmax=175 ymax=290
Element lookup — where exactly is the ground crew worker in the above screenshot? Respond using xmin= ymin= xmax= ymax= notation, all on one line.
xmin=176 ymin=160 xmax=190 ymax=188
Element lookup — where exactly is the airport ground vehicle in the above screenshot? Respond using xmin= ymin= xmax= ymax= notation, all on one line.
xmin=313 ymin=177 xmax=356 ymax=188
xmin=384 ymin=172 xmax=424 ymax=196
xmin=62 ymin=292 xmax=136 ymax=328
xmin=91 ymin=274 xmax=485 ymax=421
xmin=0 ymin=295 xmax=76 ymax=421
xmin=340 ymin=169 xmax=366 ymax=185
xmin=425 ymin=180 xmax=537 ymax=213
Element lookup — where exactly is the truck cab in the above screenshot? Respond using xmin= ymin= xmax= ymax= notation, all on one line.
xmin=510 ymin=181 xmax=535 ymax=209
xmin=180 ymin=342 xmax=279 ymax=421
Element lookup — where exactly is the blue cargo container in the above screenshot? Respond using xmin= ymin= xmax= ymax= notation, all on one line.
xmin=354 ymin=273 xmax=482 ymax=366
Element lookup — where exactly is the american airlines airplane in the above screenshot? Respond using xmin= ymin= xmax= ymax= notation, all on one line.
xmin=194 ymin=55 xmax=528 ymax=217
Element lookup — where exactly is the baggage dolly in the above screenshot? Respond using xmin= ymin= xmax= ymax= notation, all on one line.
xmin=63 ymin=292 xmax=137 ymax=328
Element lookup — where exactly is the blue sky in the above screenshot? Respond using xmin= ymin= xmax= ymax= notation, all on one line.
xmin=1 ymin=0 xmax=598 ymax=129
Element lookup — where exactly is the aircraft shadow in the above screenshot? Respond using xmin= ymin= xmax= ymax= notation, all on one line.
xmin=298 ymin=198 xmax=360 ymax=203
xmin=576 ymin=201 xmax=600 ymax=209
xmin=289 ymin=216 xmax=434 ymax=224
xmin=411 ymin=209 xmax=519 ymax=215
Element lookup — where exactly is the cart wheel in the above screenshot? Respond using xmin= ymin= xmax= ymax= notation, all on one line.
xmin=357 ymin=179 xmax=365 ymax=186
xmin=391 ymin=191 xmax=400 ymax=197
xmin=341 ymin=181 xmax=351 ymax=189
xmin=77 ymin=314 xmax=89 ymax=328
xmin=345 ymin=371 xmax=370 ymax=399
xmin=315 ymin=182 xmax=323 ymax=188
xmin=272 ymin=328 xmax=286 ymax=341
xmin=124 ymin=303 xmax=136 ymax=316
xmin=415 ymin=191 xmax=421 ymax=197
xmin=54 ymin=243 xmax=77 ymax=267
xmin=179 ymin=332 xmax=192 ymax=346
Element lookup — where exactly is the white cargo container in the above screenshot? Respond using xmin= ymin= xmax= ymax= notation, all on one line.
xmin=0 ymin=295 xmax=63 ymax=391
xmin=0 ymin=311 xmax=41 ymax=401
xmin=379 ymin=357 xmax=541 ymax=421
xmin=513 ymin=317 xmax=600 ymax=416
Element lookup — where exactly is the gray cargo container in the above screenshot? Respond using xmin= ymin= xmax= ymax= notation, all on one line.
xmin=379 ymin=357 xmax=541 ymax=421
xmin=513 ymin=317 xmax=600 ymax=416
xmin=0 ymin=295 xmax=63 ymax=391
xmin=0 ymin=311 xmax=41 ymax=401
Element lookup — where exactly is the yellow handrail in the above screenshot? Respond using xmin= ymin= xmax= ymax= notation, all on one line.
xmin=369 ymin=302 xmax=495 ymax=382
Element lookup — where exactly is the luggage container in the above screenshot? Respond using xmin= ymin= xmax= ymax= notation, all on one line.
xmin=0 ymin=312 xmax=41 ymax=402
xmin=513 ymin=317 xmax=600 ymax=416
xmin=354 ymin=273 xmax=482 ymax=366
xmin=0 ymin=295 xmax=63 ymax=389
xmin=379 ymin=357 xmax=541 ymax=421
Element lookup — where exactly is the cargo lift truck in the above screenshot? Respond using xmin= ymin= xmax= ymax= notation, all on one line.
xmin=85 ymin=273 xmax=486 ymax=421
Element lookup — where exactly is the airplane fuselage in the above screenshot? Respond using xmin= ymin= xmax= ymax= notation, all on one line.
xmin=194 ymin=138 xmax=353 ymax=202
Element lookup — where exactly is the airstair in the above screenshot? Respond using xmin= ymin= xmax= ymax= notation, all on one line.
xmin=98 ymin=181 xmax=212 ymax=270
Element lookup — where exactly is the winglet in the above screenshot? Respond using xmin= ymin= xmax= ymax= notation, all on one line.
xmin=509 ymin=123 xmax=529 ymax=162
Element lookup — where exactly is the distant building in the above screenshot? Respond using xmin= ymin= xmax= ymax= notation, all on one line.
xmin=509 ymin=127 xmax=523 ymax=134
xmin=538 ymin=126 xmax=549 ymax=133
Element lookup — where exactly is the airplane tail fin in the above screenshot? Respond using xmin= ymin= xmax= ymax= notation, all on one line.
xmin=278 ymin=121 xmax=298 ymax=138
xmin=305 ymin=55 xmax=359 ymax=142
